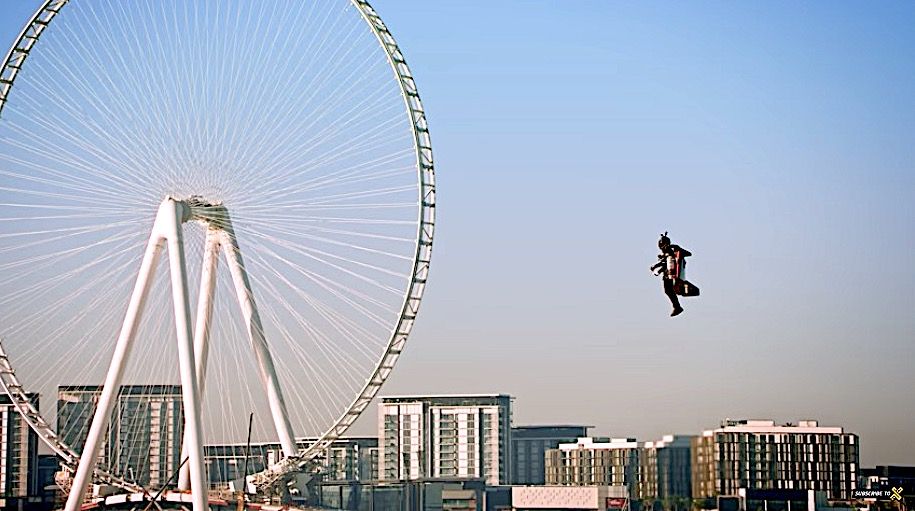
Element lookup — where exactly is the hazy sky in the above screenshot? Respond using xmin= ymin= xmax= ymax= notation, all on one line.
xmin=2 ymin=2 xmax=913 ymax=467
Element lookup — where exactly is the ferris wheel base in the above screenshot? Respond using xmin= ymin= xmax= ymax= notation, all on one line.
xmin=63 ymin=197 xmax=300 ymax=511
xmin=228 ymin=472 xmax=316 ymax=502
xmin=76 ymin=491 xmax=310 ymax=511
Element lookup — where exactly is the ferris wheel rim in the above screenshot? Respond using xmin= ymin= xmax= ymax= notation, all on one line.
xmin=0 ymin=0 xmax=436 ymax=491
xmin=252 ymin=0 xmax=436 ymax=486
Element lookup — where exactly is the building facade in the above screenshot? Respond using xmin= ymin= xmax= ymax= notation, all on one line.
xmin=545 ymin=437 xmax=641 ymax=498
xmin=512 ymin=485 xmax=629 ymax=511
xmin=512 ymin=425 xmax=591 ymax=485
xmin=0 ymin=394 xmax=38 ymax=502
xmin=57 ymin=385 xmax=183 ymax=489
xmin=204 ymin=436 xmax=378 ymax=486
xmin=691 ymin=419 xmax=858 ymax=500
xmin=378 ymin=395 xmax=512 ymax=485
xmin=641 ymin=435 xmax=694 ymax=501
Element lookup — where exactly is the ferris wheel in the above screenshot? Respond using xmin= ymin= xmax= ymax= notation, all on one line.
xmin=0 ymin=1 xmax=434 ymax=510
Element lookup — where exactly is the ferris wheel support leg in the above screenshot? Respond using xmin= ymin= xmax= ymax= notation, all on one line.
xmin=220 ymin=230 xmax=298 ymax=459
xmin=63 ymin=216 xmax=167 ymax=511
xmin=178 ymin=228 xmax=221 ymax=491
xmin=163 ymin=200 xmax=210 ymax=511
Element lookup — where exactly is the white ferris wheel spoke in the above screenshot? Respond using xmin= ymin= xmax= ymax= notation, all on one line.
xmin=0 ymin=0 xmax=435 ymax=505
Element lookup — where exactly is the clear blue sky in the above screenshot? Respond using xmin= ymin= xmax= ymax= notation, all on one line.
xmin=2 ymin=2 xmax=913 ymax=466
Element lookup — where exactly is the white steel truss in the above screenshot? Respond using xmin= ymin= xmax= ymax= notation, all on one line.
xmin=62 ymin=197 xmax=299 ymax=511
xmin=1 ymin=0 xmax=436 ymax=499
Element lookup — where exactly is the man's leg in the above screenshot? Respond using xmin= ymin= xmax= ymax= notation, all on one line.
xmin=664 ymin=278 xmax=683 ymax=316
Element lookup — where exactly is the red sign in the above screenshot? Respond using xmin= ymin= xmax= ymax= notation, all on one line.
xmin=606 ymin=497 xmax=628 ymax=510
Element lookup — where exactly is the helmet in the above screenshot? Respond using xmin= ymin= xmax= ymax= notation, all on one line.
xmin=658 ymin=232 xmax=670 ymax=250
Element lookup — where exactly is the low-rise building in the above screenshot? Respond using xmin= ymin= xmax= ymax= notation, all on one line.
xmin=512 ymin=425 xmax=591 ymax=485
xmin=512 ymin=485 xmax=628 ymax=511
xmin=545 ymin=437 xmax=640 ymax=498
xmin=204 ymin=436 xmax=378 ymax=486
xmin=314 ymin=478 xmax=492 ymax=511
xmin=691 ymin=419 xmax=858 ymax=500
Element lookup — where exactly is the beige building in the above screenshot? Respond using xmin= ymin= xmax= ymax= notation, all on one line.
xmin=691 ymin=419 xmax=858 ymax=500
xmin=545 ymin=437 xmax=640 ymax=498
xmin=0 ymin=394 xmax=38 ymax=502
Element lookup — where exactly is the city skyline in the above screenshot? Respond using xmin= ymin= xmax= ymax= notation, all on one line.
xmin=0 ymin=0 xmax=912 ymax=475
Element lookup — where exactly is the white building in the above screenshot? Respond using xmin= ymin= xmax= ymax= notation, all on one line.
xmin=691 ymin=419 xmax=859 ymax=500
xmin=57 ymin=385 xmax=183 ymax=489
xmin=378 ymin=394 xmax=512 ymax=485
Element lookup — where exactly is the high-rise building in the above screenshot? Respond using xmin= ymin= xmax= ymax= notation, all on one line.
xmin=378 ymin=394 xmax=512 ymax=485
xmin=545 ymin=437 xmax=641 ymax=498
xmin=691 ymin=419 xmax=858 ymax=500
xmin=57 ymin=385 xmax=183 ymax=489
xmin=512 ymin=425 xmax=591 ymax=485
xmin=641 ymin=435 xmax=694 ymax=502
xmin=0 ymin=393 xmax=39 ymax=501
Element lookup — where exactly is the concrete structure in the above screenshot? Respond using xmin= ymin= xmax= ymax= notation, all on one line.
xmin=322 ymin=437 xmax=378 ymax=481
xmin=691 ymin=420 xmax=858 ymax=500
xmin=641 ymin=435 xmax=694 ymax=502
xmin=379 ymin=395 xmax=512 ymax=485
xmin=57 ymin=385 xmax=183 ymax=489
xmin=0 ymin=393 xmax=39 ymax=505
xmin=512 ymin=425 xmax=591 ymax=485
xmin=723 ymin=488 xmax=833 ymax=511
xmin=511 ymin=485 xmax=628 ymax=511
xmin=204 ymin=436 xmax=378 ymax=486
xmin=314 ymin=478 xmax=493 ymax=511
xmin=545 ymin=437 xmax=640 ymax=498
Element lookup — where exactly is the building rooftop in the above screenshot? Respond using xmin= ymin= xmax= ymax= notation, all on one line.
xmin=204 ymin=436 xmax=379 ymax=449
xmin=643 ymin=434 xmax=695 ymax=448
xmin=381 ymin=393 xmax=512 ymax=400
xmin=512 ymin=425 xmax=594 ymax=439
xmin=512 ymin=425 xmax=594 ymax=429
xmin=703 ymin=419 xmax=846 ymax=436
xmin=381 ymin=394 xmax=513 ymax=406
xmin=557 ymin=437 xmax=640 ymax=450
xmin=58 ymin=384 xmax=182 ymax=394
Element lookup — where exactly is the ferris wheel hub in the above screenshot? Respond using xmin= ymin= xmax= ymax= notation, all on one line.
xmin=161 ymin=196 xmax=231 ymax=228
